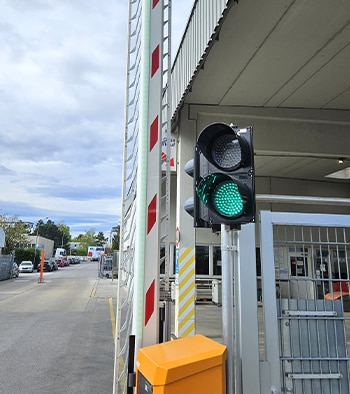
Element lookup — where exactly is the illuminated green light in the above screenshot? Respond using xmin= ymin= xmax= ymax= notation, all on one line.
xmin=213 ymin=182 xmax=243 ymax=217
xmin=197 ymin=174 xmax=244 ymax=218
xmin=197 ymin=174 xmax=216 ymax=205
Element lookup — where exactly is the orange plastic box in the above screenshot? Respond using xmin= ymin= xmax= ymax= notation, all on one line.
xmin=136 ymin=334 xmax=226 ymax=394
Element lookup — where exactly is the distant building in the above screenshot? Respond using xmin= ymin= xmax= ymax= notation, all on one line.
xmin=68 ymin=242 xmax=81 ymax=254
xmin=26 ymin=235 xmax=54 ymax=258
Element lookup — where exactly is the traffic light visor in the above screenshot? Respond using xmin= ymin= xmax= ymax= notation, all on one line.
xmin=197 ymin=123 xmax=249 ymax=171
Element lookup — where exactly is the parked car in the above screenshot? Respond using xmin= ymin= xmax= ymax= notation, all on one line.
xmin=49 ymin=258 xmax=58 ymax=270
xmin=12 ymin=263 xmax=19 ymax=278
xmin=19 ymin=261 xmax=34 ymax=273
xmin=37 ymin=260 xmax=52 ymax=272
xmin=67 ymin=257 xmax=78 ymax=265
xmin=56 ymin=259 xmax=64 ymax=267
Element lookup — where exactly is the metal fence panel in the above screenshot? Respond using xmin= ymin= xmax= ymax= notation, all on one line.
xmin=0 ymin=255 xmax=13 ymax=281
xmin=260 ymin=211 xmax=350 ymax=394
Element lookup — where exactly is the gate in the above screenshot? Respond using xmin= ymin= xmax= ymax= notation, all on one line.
xmin=260 ymin=211 xmax=350 ymax=393
xmin=0 ymin=254 xmax=13 ymax=281
xmin=113 ymin=1 xmax=172 ymax=393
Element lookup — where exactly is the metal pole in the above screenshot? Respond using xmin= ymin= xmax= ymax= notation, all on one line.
xmin=34 ymin=228 xmax=39 ymax=266
xmin=221 ymin=224 xmax=235 ymax=394
xmin=163 ymin=299 xmax=171 ymax=342
xmin=38 ymin=250 xmax=45 ymax=283
xmin=233 ymin=229 xmax=242 ymax=394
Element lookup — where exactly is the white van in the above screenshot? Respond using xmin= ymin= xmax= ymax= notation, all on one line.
xmin=54 ymin=248 xmax=67 ymax=259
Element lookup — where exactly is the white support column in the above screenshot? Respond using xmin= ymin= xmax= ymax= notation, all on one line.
xmin=259 ymin=211 xmax=281 ymax=393
xmin=133 ymin=0 xmax=163 ymax=353
xmin=175 ymin=109 xmax=196 ymax=338
xmin=237 ymin=223 xmax=261 ymax=394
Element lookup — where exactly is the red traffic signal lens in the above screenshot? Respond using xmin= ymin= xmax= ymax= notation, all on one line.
xmin=197 ymin=123 xmax=250 ymax=171
xmin=211 ymin=134 xmax=242 ymax=170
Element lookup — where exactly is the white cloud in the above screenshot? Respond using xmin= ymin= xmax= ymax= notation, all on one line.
xmin=0 ymin=0 xmax=194 ymax=237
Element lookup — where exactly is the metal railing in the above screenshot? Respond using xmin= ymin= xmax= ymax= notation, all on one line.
xmin=0 ymin=254 xmax=14 ymax=281
xmin=260 ymin=211 xmax=350 ymax=393
xmin=113 ymin=0 xmax=142 ymax=391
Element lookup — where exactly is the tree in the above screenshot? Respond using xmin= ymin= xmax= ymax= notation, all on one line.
xmin=96 ymin=231 xmax=108 ymax=246
xmin=32 ymin=219 xmax=71 ymax=250
xmin=57 ymin=222 xmax=71 ymax=249
xmin=14 ymin=247 xmax=41 ymax=268
xmin=112 ymin=225 xmax=120 ymax=250
xmin=0 ymin=214 xmax=30 ymax=254
xmin=72 ymin=229 xmax=97 ymax=255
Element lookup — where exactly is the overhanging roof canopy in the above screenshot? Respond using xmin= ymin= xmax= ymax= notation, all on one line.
xmin=171 ymin=0 xmax=350 ymax=190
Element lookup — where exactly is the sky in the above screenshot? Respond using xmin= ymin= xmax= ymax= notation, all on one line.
xmin=0 ymin=0 xmax=194 ymax=238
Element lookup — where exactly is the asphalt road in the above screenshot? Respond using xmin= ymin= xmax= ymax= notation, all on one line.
xmin=0 ymin=260 xmax=116 ymax=394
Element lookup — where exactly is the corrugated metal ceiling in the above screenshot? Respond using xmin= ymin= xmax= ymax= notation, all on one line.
xmin=172 ymin=0 xmax=350 ymax=188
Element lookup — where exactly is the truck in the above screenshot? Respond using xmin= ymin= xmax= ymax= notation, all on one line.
xmin=87 ymin=246 xmax=105 ymax=261
xmin=54 ymin=248 xmax=67 ymax=259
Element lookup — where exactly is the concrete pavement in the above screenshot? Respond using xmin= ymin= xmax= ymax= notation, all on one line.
xmin=95 ymin=276 xmax=223 ymax=343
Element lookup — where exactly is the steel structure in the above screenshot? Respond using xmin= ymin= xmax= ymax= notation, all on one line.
xmin=260 ymin=211 xmax=350 ymax=394
xmin=113 ymin=1 xmax=171 ymax=393
xmin=0 ymin=254 xmax=14 ymax=281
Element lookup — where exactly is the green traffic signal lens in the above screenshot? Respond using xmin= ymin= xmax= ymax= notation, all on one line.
xmin=212 ymin=181 xmax=243 ymax=217
xmin=197 ymin=174 xmax=216 ymax=206
xmin=197 ymin=174 xmax=246 ymax=218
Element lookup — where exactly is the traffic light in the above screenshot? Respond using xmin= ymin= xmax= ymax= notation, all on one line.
xmin=184 ymin=155 xmax=209 ymax=228
xmin=196 ymin=122 xmax=255 ymax=228
xmin=184 ymin=158 xmax=196 ymax=218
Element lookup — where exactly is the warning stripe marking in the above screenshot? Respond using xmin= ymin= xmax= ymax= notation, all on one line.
xmin=182 ymin=323 xmax=196 ymax=338
xmin=179 ymin=279 xmax=195 ymax=303
xmin=179 ymin=266 xmax=195 ymax=290
xmin=179 ymin=292 xmax=195 ymax=317
xmin=151 ymin=45 xmax=160 ymax=77
xmin=145 ymin=280 xmax=155 ymax=326
xmin=149 ymin=115 xmax=158 ymax=151
xmin=179 ymin=316 xmax=195 ymax=338
xmin=147 ymin=194 xmax=157 ymax=234
xmin=177 ymin=247 xmax=196 ymax=337
xmin=179 ymin=247 xmax=192 ymax=264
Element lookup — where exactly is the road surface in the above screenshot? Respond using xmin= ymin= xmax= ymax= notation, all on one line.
xmin=0 ymin=260 xmax=117 ymax=394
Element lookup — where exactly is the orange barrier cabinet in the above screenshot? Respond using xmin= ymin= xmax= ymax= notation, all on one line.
xmin=136 ymin=334 xmax=227 ymax=394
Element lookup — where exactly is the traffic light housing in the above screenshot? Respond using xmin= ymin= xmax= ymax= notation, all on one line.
xmin=184 ymin=156 xmax=209 ymax=228
xmin=196 ymin=122 xmax=255 ymax=228
xmin=184 ymin=159 xmax=196 ymax=218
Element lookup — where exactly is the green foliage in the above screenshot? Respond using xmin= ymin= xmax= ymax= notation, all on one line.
xmin=96 ymin=231 xmax=108 ymax=246
xmin=76 ymin=247 xmax=88 ymax=256
xmin=14 ymin=247 xmax=41 ymax=268
xmin=112 ymin=225 xmax=120 ymax=250
xmin=32 ymin=219 xmax=71 ymax=250
xmin=57 ymin=222 xmax=71 ymax=247
xmin=0 ymin=214 xmax=30 ymax=254
xmin=0 ymin=212 xmax=116 ymax=260
xmin=72 ymin=229 xmax=97 ymax=254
